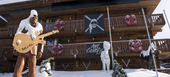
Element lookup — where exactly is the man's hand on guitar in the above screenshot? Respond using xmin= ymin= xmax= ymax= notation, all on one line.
xmin=37 ymin=52 xmax=42 ymax=58
xmin=16 ymin=39 xmax=22 ymax=45
xmin=13 ymin=49 xmax=19 ymax=56
xmin=31 ymin=34 xmax=36 ymax=40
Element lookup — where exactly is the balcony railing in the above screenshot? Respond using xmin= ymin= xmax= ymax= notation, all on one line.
xmin=44 ymin=14 xmax=165 ymax=33
xmin=8 ymin=14 xmax=165 ymax=37
xmin=42 ymin=39 xmax=170 ymax=58
xmin=2 ymin=39 xmax=169 ymax=58
xmin=1 ymin=39 xmax=170 ymax=71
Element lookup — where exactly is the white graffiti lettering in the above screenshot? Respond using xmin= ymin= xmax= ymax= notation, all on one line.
xmin=86 ymin=44 xmax=103 ymax=55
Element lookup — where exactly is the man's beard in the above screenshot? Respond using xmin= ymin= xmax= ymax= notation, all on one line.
xmin=31 ymin=22 xmax=36 ymax=27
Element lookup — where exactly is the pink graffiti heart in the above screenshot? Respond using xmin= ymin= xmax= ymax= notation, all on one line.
xmin=125 ymin=14 xmax=137 ymax=26
xmin=129 ymin=40 xmax=143 ymax=52
xmin=54 ymin=20 xmax=64 ymax=31
xmin=51 ymin=44 xmax=64 ymax=55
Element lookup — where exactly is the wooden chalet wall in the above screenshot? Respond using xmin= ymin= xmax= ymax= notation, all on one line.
xmin=0 ymin=0 xmax=167 ymax=72
xmin=6 ymin=14 xmax=165 ymax=44
xmin=40 ymin=39 xmax=170 ymax=70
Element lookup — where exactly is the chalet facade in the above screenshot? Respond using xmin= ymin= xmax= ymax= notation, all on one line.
xmin=0 ymin=0 xmax=169 ymax=72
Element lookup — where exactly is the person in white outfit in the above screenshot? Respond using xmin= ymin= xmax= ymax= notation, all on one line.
xmin=13 ymin=9 xmax=44 ymax=77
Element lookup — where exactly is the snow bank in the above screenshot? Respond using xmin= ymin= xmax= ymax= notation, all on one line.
xmin=0 ymin=69 xmax=170 ymax=77
xmin=125 ymin=69 xmax=170 ymax=77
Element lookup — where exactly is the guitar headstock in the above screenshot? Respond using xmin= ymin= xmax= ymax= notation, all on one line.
xmin=52 ymin=30 xmax=59 ymax=34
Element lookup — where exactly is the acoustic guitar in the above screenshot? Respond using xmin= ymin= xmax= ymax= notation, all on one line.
xmin=13 ymin=30 xmax=59 ymax=53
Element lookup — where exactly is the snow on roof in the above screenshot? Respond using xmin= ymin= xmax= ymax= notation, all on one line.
xmin=153 ymin=0 xmax=170 ymax=39
xmin=0 ymin=0 xmax=31 ymax=5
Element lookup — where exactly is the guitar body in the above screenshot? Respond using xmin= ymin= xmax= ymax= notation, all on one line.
xmin=13 ymin=30 xmax=59 ymax=53
xmin=13 ymin=33 xmax=46 ymax=53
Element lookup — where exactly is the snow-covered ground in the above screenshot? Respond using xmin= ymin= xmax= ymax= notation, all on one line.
xmin=0 ymin=69 xmax=170 ymax=77
xmin=126 ymin=69 xmax=170 ymax=77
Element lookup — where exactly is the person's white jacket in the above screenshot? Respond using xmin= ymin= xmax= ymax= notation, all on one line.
xmin=15 ymin=9 xmax=43 ymax=39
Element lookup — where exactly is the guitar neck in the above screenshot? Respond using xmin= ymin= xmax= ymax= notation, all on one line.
xmin=38 ymin=30 xmax=59 ymax=38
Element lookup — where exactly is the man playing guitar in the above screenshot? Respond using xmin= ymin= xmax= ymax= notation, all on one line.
xmin=13 ymin=9 xmax=44 ymax=77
